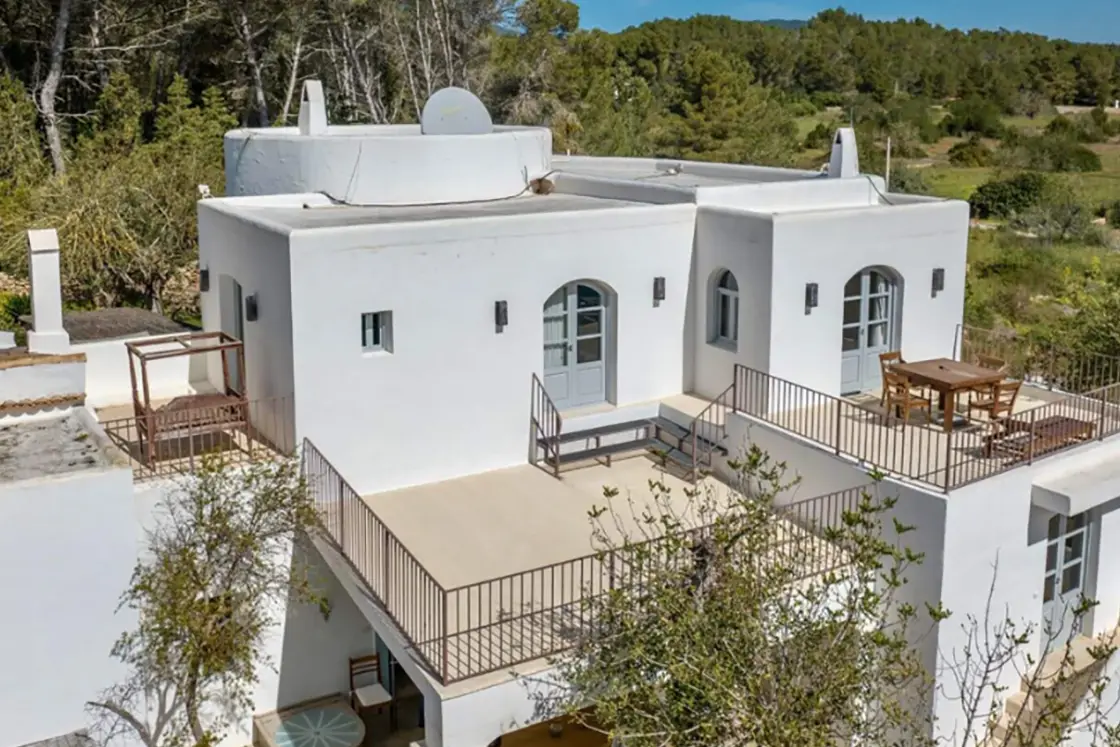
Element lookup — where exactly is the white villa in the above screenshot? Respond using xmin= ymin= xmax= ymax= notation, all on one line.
xmin=4 ymin=81 xmax=1120 ymax=747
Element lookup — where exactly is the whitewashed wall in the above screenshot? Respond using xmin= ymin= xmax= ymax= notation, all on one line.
xmin=0 ymin=356 xmax=84 ymax=407
xmin=74 ymin=335 xmax=207 ymax=408
xmin=768 ymin=199 xmax=970 ymax=397
xmin=289 ymin=203 xmax=698 ymax=495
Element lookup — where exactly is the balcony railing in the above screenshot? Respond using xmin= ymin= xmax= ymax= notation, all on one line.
xmin=99 ymin=396 xmax=294 ymax=481
xmin=302 ymin=436 xmax=866 ymax=685
xmin=959 ymin=325 xmax=1120 ymax=394
xmin=734 ymin=365 xmax=1120 ymax=492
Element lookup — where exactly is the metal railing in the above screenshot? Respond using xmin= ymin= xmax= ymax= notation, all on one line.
xmin=734 ymin=365 xmax=1120 ymax=492
xmin=530 ymin=373 xmax=563 ymax=477
xmin=690 ymin=382 xmax=735 ymax=480
xmin=959 ymin=325 xmax=1120 ymax=394
xmin=302 ymin=436 xmax=866 ymax=685
xmin=99 ymin=396 xmax=294 ymax=480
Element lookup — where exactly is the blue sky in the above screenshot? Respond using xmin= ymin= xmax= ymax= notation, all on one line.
xmin=573 ymin=0 xmax=1120 ymax=44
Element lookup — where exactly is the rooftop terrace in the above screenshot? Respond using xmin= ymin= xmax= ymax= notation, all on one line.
xmin=304 ymin=440 xmax=861 ymax=688
xmin=735 ymin=326 xmax=1120 ymax=493
xmin=0 ymin=411 xmax=120 ymax=483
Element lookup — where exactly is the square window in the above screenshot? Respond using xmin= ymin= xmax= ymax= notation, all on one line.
xmin=361 ymin=311 xmax=393 ymax=353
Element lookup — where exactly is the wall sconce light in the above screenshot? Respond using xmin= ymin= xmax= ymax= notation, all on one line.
xmin=653 ymin=276 xmax=666 ymax=304
xmin=494 ymin=300 xmax=508 ymax=332
xmin=932 ymin=268 xmax=945 ymax=297
xmin=245 ymin=294 xmax=259 ymax=322
xmin=199 ymin=267 xmax=210 ymax=293
xmin=804 ymin=282 xmax=819 ymax=315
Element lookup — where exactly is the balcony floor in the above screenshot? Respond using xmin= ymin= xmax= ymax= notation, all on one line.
xmin=356 ymin=454 xmax=847 ymax=684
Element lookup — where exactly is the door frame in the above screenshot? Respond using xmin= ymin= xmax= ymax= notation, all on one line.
xmin=841 ymin=266 xmax=900 ymax=395
xmin=1042 ymin=511 xmax=1094 ymax=655
xmin=541 ymin=280 xmax=614 ymax=411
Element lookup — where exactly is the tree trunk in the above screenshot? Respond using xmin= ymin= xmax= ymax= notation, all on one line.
xmin=236 ymin=7 xmax=270 ymax=126
xmin=40 ymin=0 xmax=75 ymax=176
xmin=279 ymin=34 xmax=303 ymax=124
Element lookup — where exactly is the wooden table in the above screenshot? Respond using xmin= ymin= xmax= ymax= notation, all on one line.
xmin=892 ymin=358 xmax=1006 ymax=432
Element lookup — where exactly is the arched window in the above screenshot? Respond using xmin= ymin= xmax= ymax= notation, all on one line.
xmin=713 ymin=270 xmax=739 ymax=346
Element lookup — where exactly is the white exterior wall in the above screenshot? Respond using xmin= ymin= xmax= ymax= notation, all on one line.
xmin=0 ymin=358 xmax=84 ymax=405
xmin=289 ymin=204 xmax=697 ymax=494
xmin=75 ymin=335 xmax=207 ymax=408
xmin=199 ymin=205 xmax=297 ymax=451
xmin=0 ymin=465 xmax=137 ymax=747
xmin=690 ymin=208 xmax=773 ymax=399
xmin=698 ymin=176 xmax=881 ymax=212
xmin=768 ymin=200 xmax=969 ymax=397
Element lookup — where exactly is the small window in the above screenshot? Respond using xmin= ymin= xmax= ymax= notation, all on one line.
xmin=361 ymin=311 xmax=393 ymax=353
xmin=713 ymin=270 xmax=739 ymax=347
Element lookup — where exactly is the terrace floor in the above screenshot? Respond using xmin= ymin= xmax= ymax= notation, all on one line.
xmin=349 ymin=454 xmax=850 ymax=685
xmin=751 ymin=383 xmax=1120 ymax=491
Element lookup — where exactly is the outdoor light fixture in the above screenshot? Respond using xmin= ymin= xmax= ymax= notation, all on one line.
xmin=199 ymin=267 xmax=210 ymax=292
xmin=804 ymin=282 xmax=819 ymax=314
xmin=932 ymin=268 xmax=945 ymax=297
xmin=494 ymin=300 xmax=508 ymax=332
xmin=245 ymin=294 xmax=259 ymax=322
xmin=653 ymin=276 xmax=666 ymax=303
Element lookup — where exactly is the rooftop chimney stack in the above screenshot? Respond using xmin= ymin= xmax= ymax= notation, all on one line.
xmin=26 ymin=228 xmax=70 ymax=354
xmin=828 ymin=128 xmax=860 ymax=179
xmin=298 ymin=80 xmax=328 ymax=136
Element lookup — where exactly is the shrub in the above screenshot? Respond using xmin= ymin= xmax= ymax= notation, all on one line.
xmin=942 ymin=97 xmax=1005 ymax=138
xmin=803 ymin=121 xmax=833 ymax=150
xmin=997 ymin=135 xmax=1102 ymax=173
xmin=969 ymin=172 xmax=1051 ymax=220
xmin=948 ymin=135 xmax=992 ymax=167
xmin=1107 ymin=200 xmax=1120 ymax=229
xmin=888 ymin=165 xmax=930 ymax=195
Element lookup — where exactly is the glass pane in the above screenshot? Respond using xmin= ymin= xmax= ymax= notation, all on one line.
xmin=718 ymin=271 xmax=738 ymax=292
xmin=544 ymin=343 xmax=567 ymax=368
xmin=1061 ymin=563 xmax=1082 ymax=594
xmin=1068 ymin=513 xmax=1086 ymax=531
xmin=543 ymin=315 xmax=568 ymax=343
xmin=869 ymin=295 xmax=890 ymax=323
xmin=718 ymin=294 xmax=733 ymax=339
xmin=844 ymin=273 xmax=861 ymax=297
xmin=1048 ymin=515 xmax=1062 ymax=540
xmin=544 ymin=288 xmax=567 ymax=315
xmin=870 ymin=271 xmax=891 ymax=294
xmin=731 ymin=296 xmax=739 ymax=342
xmin=868 ymin=322 xmax=888 ymax=348
xmin=1065 ymin=532 xmax=1084 ymax=562
xmin=1043 ymin=574 xmax=1055 ymax=603
xmin=1046 ymin=543 xmax=1057 ymax=572
xmin=842 ymin=326 xmax=860 ymax=352
xmin=577 ymin=337 xmax=602 ymax=363
xmin=577 ymin=284 xmax=602 ymax=308
xmin=843 ymin=299 xmax=861 ymax=325
xmin=577 ymin=311 xmax=601 ymax=336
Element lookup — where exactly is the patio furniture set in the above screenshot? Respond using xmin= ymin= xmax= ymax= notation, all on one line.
xmin=879 ymin=352 xmax=1096 ymax=462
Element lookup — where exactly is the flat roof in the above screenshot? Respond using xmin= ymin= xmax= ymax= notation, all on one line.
xmin=553 ymin=155 xmax=821 ymax=188
xmin=236 ymin=192 xmax=647 ymax=231
xmin=0 ymin=412 xmax=117 ymax=483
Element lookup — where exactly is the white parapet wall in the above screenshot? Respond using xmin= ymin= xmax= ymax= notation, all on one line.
xmin=0 ymin=350 xmax=86 ymax=417
xmin=74 ymin=334 xmax=208 ymax=409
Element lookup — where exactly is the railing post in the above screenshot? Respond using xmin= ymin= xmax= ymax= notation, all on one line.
xmin=1027 ymin=408 xmax=1038 ymax=464
xmin=834 ymin=398 xmax=842 ymax=456
xmin=1099 ymin=390 xmax=1108 ymax=441
xmin=943 ymin=426 xmax=953 ymax=488
xmin=338 ymin=475 xmax=345 ymax=545
xmin=381 ymin=529 xmax=391 ymax=597
xmin=441 ymin=589 xmax=451 ymax=685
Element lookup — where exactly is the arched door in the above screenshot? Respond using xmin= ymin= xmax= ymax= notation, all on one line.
xmin=840 ymin=268 xmax=897 ymax=395
xmin=543 ymin=282 xmax=607 ymax=410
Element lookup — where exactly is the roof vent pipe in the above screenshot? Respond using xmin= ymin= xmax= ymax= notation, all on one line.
xmin=298 ymin=80 xmax=328 ymax=136
xmin=828 ymin=128 xmax=859 ymax=179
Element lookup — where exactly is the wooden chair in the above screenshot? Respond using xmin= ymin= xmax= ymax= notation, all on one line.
xmin=966 ymin=354 xmax=1009 ymax=409
xmin=884 ymin=370 xmax=932 ymax=424
xmin=879 ymin=351 xmax=905 ymax=406
xmin=968 ymin=379 xmax=1021 ymax=422
xmin=349 ymin=654 xmax=392 ymax=713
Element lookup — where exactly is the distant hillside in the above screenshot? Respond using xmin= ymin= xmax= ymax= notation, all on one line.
xmin=757 ymin=18 xmax=807 ymax=29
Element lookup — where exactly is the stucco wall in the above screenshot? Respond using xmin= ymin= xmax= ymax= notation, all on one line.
xmin=0 ymin=358 xmax=84 ymax=405
xmin=690 ymin=208 xmax=773 ymax=399
xmin=289 ymin=204 xmax=698 ymax=494
xmin=198 ymin=204 xmax=297 ymax=451
xmin=767 ymin=199 xmax=970 ymax=397
xmin=0 ymin=466 xmax=137 ymax=747
xmin=698 ymin=176 xmax=880 ymax=212
xmin=75 ymin=335 xmax=207 ymax=408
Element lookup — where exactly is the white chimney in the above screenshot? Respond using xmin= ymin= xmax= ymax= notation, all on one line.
xmin=298 ymin=80 xmax=328 ymax=136
xmin=26 ymin=228 xmax=70 ymax=354
xmin=828 ymin=128 xmax=860 ymax=179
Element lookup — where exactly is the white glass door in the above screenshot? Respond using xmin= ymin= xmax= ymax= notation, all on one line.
xmin=1042 ymin=512 xmax=1091 ymax=655
xmin=542 ymin=283 xmax=607 ymax=410
xmin=840 ymin=269 xmax=896 ymax=395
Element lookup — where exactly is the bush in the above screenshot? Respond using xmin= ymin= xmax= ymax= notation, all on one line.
xmin=997 ymin=134 xmax=1102 ymax=173
xmin=1046 ymin=111 xmax=1113 ymax=144
xmin=942 ymin=97 xmax=1005 ymax=138
xmin=948 ymin=135 xmax=992 ymax=167
xmin=888 ymin=165 xmax=930 ymax=195
xmin=969 ymin=172 xmax=1051 ymax=220
xmin=1107 ymin=201 xmax=1120 ymax=229
xmin=803 ymin=121 xmax=833 ymax=150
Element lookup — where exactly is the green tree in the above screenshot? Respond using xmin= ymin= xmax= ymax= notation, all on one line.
xmin=88 ymin=455 xmax=327 ymax=747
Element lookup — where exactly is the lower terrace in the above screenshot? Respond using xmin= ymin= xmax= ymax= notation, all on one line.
xmin=303 ymin=440 xmax=864 ymax=688
xmin=735 ymin=326 xmax=1120 ymax=493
